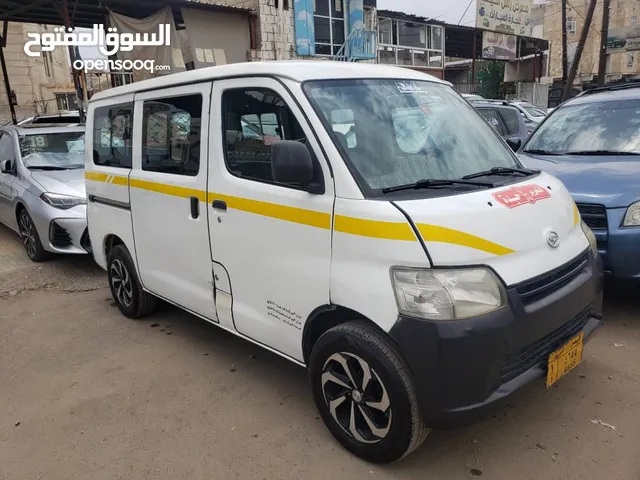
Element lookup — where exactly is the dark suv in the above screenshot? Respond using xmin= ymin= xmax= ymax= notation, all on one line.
xmin=469 ymin=100 xmax=533 ymax=149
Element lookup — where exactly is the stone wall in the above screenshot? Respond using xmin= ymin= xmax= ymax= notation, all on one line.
xmin=0 ymin=23 xmax=74 ymax=123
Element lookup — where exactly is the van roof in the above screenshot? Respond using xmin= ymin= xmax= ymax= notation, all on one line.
xmin=90 ymin=61 xmax=447 ymax=102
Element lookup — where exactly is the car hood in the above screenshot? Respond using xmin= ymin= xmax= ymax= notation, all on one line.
xmin=518 ymin=153 xmax=640 ymax=208
xmin=394 ymin=172 xmax=589 ymax=286
xmin=29 ymin=169 xmax=86 ymax=198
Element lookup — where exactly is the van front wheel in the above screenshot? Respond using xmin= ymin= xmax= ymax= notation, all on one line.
xmin=309 ymin=321 xmax=429 ymax=463
xmin=107 ymin=245 xmax=156 ymax=318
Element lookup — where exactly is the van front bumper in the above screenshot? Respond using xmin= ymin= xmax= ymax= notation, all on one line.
xmin=388 ymin=250 xmax=604 ymax=430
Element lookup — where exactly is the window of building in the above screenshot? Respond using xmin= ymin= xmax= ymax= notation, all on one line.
xmin=55 ymin=93 xmax=78 ymax=111
xmin=222 ymin=88 xmax=320 ymax=188
xmin=566 ymin=16 xmax=576 ymax=35
xmin=141 ymin=95 xmax=202 ymax=176
xmin=627 ymin=52 xmax=635 ymax=69
xmin=377 ymin=17 xmax=444 ymax=68
xmin=314 ymin=0 xmax=345 ymax=56
xmin=43 ymin=51 xmax=53 ymax=78
xmin=92 ymin=103 xmax=133 ymax=168
xmin=631 ymin=16 xmax=638 ymax=26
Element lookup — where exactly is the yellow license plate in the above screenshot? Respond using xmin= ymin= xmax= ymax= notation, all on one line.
xmin=546 ymin=332 xmax=584 ymax=388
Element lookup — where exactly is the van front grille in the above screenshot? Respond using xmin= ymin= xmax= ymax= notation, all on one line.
xmin=514 ymin=250 xmax=589 ymax=304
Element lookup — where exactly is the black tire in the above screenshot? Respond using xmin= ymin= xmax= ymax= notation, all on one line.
xmin=17 ymin=209 xmax=50 ymax=262
xmin=107 ymin=244 xmax=156 ymax=318
xmin=309 ymin=321 xmax=429 ymax=464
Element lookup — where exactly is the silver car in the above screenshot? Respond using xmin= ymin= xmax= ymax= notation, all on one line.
xmin=0 ymin=123 xmax=90 ymax=261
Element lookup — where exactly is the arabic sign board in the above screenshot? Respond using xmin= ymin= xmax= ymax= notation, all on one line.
xmin=482 ymin=31 xmax=517 ymax=60
xmin=606 ymin=26 xmax=640 ymax=53
xmin=23 ymin=24 xmax=171 ymax=58
xmin=476 ymin=0 xmax=533 ymax=37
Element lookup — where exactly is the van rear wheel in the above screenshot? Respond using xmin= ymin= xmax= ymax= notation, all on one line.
xmin=309 ymin=321 xmax=429 ymax=463
xmin=107 ymin=245 xmax=156 ymax=318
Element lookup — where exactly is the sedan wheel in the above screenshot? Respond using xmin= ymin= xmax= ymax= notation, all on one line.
xmin=18 ymin=210 xmax=48 ymax=262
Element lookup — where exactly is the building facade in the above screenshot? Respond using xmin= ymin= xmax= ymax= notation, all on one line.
xmin=0 ymin=23 xmax=75 ymax=123
xmin=533 ymin=0 xmax=640 ymax=86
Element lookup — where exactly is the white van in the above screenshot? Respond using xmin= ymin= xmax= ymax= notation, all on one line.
xmin=85 ymin=61 xmax=603 ymax=463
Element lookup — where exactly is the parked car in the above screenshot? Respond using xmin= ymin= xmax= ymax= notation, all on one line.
xmin=462 ymin=93 xmax=485 ymax=101
xmin=17 ymin=110 xmax=81 ymax=126
xmin=85 ymin=61 xmax=602 ymax=463
xmin=470 ymin=99 xmax=532 ymax=147
xmin=0 ymin=123 xmax=90 ymax=261
xmin=518 ymin=83 xmax=640 ymax=280
xmin=510 ymin=100 xmax=548 ymax=125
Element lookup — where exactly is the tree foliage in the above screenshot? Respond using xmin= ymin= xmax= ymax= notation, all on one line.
xmin=476 ymin=60 xmax=506 ymax=99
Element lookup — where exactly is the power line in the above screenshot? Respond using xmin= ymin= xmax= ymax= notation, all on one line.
xmin=458 ymin=0 xmax=474 ymax=25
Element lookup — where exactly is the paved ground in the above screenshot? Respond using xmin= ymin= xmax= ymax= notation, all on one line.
xmin=1 ymin=224 xmax=639 ymax=480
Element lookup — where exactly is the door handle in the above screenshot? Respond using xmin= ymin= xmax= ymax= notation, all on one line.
xmin=189 ymin=196 xmax=199 ymax=218
xmin=212 ymin=199 xmax=227 ymax=211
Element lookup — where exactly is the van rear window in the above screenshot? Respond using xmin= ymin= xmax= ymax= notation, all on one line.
xmin=92 ymin=103 xmax=133 ymax=168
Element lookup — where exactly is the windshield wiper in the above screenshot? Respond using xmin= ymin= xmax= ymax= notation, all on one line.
xmin=521 ymin=149 xmax=561 ymax=155
xmin=462 ymin=166 xmax=538 ymax=180
xmin=28 ymin=165 xmax=75 ymax=171
xmin=561 ymin=150 xmax=640 ymax=156
xmin=382 ymin=178 xmax=494 ymax=194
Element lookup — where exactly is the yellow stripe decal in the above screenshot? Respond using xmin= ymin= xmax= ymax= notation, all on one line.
xmin=209 ymin=192 xmax=331 ymax=230
xmin=129 ymin=178 xmax=208 ymax=202
xmin=416 ymin=223 xmax=515 ymax=256
xmin=84 ymin=173 xmax=513 ymax=252
xmin=334 ymin=215 xmax=415 ymax=241
xmin=85 ymin=171 xmax=110 ymax=182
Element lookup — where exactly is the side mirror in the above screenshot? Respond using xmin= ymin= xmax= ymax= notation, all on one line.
xmin=507 ymin=137 xmax=522 ymax=152
xmin=1 ymin=159 xmax=15 ymax=174
xmin=271 ymin=140 xmax=320 ymax=193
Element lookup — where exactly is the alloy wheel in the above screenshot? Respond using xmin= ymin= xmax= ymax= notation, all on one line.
xmin=321 ymin=352 xmax=392 ymax=444
xmin=18 ymin=213 xmax=37 ymax=259
xmin=110 ymin=259 xmax=133 ymax=308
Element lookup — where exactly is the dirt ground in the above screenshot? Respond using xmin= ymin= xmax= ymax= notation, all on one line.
xmin=1 ymin=225 xmax=639 ymax=480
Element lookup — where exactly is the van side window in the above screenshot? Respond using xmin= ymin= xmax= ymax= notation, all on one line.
xmin=141 ymin=95 xmax=202 ymax=176
xmin=223 ymin=88 xmax=316 ymax=186
xmin=92 ymin=104 xmax=133 ymax=168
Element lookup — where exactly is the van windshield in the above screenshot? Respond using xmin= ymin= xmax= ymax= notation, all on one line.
xmin=303 ymin=79 xmax=519 ymax=195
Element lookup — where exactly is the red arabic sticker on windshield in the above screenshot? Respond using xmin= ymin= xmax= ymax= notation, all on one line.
xmin=492 ymin=184 xmax=551 ymax=209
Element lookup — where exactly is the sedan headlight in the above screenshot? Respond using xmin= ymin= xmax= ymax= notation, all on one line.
xmin=581 ymin=220 xmax=598 ymax=256
xmin=622 ymin=201 xmax=640 ymax=227
xmin=40 ymin=192 xmax=86 ymax=210
xmin=390 ymin=267 xmax=507 ymax=321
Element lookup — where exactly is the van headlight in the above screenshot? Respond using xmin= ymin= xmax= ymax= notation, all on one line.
xmin=580 ymin=220 xmax=598 ymax=256
xmin=622 ymin=201 xmax=640 ymax=227
xmin=390 ymin=267 xmax=507 ymax=321
xmin=40 ymin=192 xmax=87 ymax=210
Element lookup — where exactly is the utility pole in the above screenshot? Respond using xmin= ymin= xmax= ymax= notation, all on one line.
xmin=598 ymin=0 xmax=611 ymax=85
xmin=562 ymin=0 xmax=568 ymax=87
xmin=563 ymin=0 xmax=598 ymax=101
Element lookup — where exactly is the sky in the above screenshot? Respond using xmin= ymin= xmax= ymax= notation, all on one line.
xmin=377 ymin=0 xmax=478 ymax=26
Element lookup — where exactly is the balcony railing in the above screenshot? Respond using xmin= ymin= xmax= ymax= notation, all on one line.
xmin=333 ymin=28 xmax=377 ymax=62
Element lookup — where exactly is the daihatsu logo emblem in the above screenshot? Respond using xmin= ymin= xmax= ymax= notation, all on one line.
xmin=546 ymin=230 xmax=560 ymax=248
